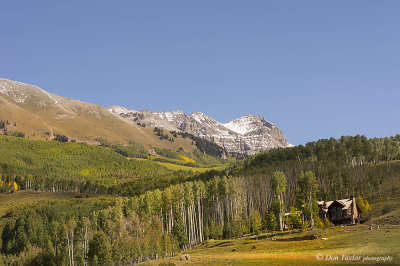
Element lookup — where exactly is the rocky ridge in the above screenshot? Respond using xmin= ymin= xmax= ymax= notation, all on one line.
xmin=107 ymin=106 xmax=292 ymax=155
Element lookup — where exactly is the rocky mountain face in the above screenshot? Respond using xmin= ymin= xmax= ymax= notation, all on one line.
xmin=107 ymin=106 xmax=292 ymax=155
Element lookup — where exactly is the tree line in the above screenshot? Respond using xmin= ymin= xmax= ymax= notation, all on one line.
xmin=0 ymin=168 xmax=374 ymax=265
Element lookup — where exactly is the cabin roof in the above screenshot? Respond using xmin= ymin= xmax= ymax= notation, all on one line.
xmin=318 ymin=198 xmax=354 ymax=212
xmin=325 ymin=201 xmax=333 ymax=208
xmin=336 ymin=199 xmax=353 ymax=210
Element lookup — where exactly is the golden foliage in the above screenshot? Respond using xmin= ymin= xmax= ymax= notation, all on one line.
xmin=180 ymin=155 xmax=196 ymax=163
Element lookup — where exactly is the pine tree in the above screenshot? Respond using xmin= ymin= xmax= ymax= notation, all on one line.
xmin=88 ymin=231 xmax=112 ymax=265
xmin=171 ymin=211 xmax=188 ymax=250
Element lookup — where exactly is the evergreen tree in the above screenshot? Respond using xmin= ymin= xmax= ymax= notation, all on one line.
xmin=262 ymin=209 xmax=278 ymax=232
xmin=171 ymin=211 xmax=188 ymax=250
xmin=88 ymin=231 xmax=112 ymax=265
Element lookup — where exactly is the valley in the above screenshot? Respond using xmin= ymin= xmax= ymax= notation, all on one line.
xmin=148 ymin=222 xmax=400 ymax=265
xmin=0 ymin=78 xmax=399 ymax=265
xmin=0 ymin=131 xmax=399 ymax=265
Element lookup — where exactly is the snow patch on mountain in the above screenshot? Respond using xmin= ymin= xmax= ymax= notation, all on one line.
xmin=107 ymin=105 xmax=138 ymax=115
xmin=224 ymin=114 xmax=275 ymax=135
xmin=107 ymin=105 xmax=293 ymax=155
xmin=0 ymin=78 xmax=29 ymax=103
xmin=154 ymin=110 xmax=185 ymax=123
xmin=190 ymin=112 xmax=212 ymax=124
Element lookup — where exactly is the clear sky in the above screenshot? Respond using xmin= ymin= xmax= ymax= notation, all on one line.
xmin=1 ymin=1 xmax=399 ymax=145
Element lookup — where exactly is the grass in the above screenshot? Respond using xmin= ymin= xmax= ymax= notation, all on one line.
xmin=154 ymin=161 xmax=226 ymax=173
xmin=129 ymin=157 xmax=227 ymax=173
xmin=0 ymin=78 xmax=197 ymax=153
xmin=147 ymin=225 xmax=400 ymax=265
xmin=145 ymin=196 xmax=400 ymax=265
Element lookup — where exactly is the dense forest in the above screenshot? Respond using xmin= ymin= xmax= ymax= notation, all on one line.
xmin=234 ymin=135 xmax=400 ymax=210
xmin=0 ymin=136 xmax=199 ymax=195
xmin=0 ymin=169 xmax=384 ymax=265
xmin=0 ymin=134 xmax=399 ymax=265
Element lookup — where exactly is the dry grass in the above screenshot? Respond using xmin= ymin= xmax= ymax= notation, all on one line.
xmin=145 ymin=224 xmax=400 ymax=265
xmin=154 ymin=162 xmax=226 ymax=173
xmin=0 ymin=88 xmax=196 ymax=154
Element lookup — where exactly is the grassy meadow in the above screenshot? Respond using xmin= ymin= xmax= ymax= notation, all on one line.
xmin=147 ymin=225 xmax=400 ymax=265
xmin=145 ymin=193 xmax=400 ymax=265
xmin=155 ymin=161 xmax=226 ymax=172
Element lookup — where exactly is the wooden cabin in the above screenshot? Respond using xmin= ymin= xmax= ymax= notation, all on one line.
xmin=317 ymin=196 xmax=359 ymax=225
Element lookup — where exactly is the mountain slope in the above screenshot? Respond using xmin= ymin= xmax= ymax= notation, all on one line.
xmin=108 ymin=106 xmax=292 ymax=155
xmin=0 ymin=78 xmax=195 ymax=152
xmin=0 ymin=77 xmax=291 ymax=157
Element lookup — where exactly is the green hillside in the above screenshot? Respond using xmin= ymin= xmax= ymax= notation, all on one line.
xmin=0 ymin=136 xmax=223 ymax=196
xmin=0 ymin=134 xmax=399 ymax=265
xmin=1 ymin=162 xmax=399 ymax=265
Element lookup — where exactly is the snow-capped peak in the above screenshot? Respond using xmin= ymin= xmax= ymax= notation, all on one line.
xmin=154 ymin=110 xmax=185 ymax=122
xmin=108 ymin=106 xmax=292 ymax=155
xmin=107 ymin=106 xmax=137 ymax=115
xmin=224 ymin=114 xmax=274 ymax=135
xmin=190 ymin=112 xmax=210 ymax=123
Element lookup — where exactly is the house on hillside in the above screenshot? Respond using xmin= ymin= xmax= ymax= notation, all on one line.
xmin=317 ymin=196 xmax=359 ymax=225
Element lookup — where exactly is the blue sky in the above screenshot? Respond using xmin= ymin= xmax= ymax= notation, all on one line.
xmin=1 ymin=1 xmax=399 ymax=145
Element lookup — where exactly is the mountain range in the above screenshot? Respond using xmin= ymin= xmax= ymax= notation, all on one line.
xmin=0 ymin=78 xmax=291 ymax=156
xmin=108 ymin=106 xmax=292 ymax=155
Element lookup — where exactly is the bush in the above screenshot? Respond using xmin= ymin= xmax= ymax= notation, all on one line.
xmin=54 ymin=134 xmax=68 ymax=142
xmin=285 ymin=207 xmax=302 ymax=230
xmin=262 ymin=210 xmax=278 ymax=231
xmin=356 ymin=196 xmax=372 ymax=216
xmin=207 ymin=220 xmax=223 ymax=239
xmin=323 ymin=217 xmax=334 ymax=228
xmin=12 ymin=131 xmax=25 ymax=138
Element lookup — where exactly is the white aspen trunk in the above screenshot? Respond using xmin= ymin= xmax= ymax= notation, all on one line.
xmin=67 ymin=237 xmax=71 ymax=266
xmin=186 ymin=205 xmax=190 ymax=245
xmin=191 ymin=204 xmax=195 ymax=245
xmin=198 ymin=197 xmax=203 ymax=242
xmin=279 ymin=193 xmax=283 ymax=231
xmin=71 ymin=235 xmax=74 ymax=266
xmin=309 ymin=189 xmax=314 ymax=229
xmin=84 ymin=226 xmax=89 ymax=265
xmin=193 ymin=204 xmax=197 ymax=244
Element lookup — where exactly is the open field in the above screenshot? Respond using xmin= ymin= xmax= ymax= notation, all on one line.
xmin=130 ymin=157 xmax=227 ymax=172
xmin=154 ymin=161 xmax=226 ymax=172
xmin=147 ymin=224 xmax=400 ymax=265
xmin=145 ymin=196 xmax=400 ymax=265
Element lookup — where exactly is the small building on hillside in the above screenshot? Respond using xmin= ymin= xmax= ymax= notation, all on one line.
xmin=317 ymin=196 xmax=359 ymax=225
